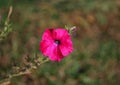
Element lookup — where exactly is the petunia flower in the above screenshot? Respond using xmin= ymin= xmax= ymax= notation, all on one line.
xmin=40 ymin=28 xmax=73 ymax=62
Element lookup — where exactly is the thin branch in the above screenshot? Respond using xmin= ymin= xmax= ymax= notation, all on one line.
xmin=0 ymin=58 xmax=49 ymax=85
xmin=7 ymin=6 xmax=13 ymax=20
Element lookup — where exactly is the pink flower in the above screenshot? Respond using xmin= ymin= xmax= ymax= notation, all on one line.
xmin=40 ymin=28 xmax=73 ymax=62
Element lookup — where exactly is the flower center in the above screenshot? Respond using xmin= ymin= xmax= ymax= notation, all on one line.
xmin=55 ymin=40 xmax=60 ymax=44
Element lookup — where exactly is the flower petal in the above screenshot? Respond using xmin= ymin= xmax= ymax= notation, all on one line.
xmin=53 ymin=28 xmax=68 ymax=40
xmin=40 ymin=39 xmax=53 ymax=55
xmin=41 ymin=29 xmax=53 ymax=41
xmin=40 ymin=29 xmax=54 ymax=55
xmin=60 ymin=32 xmax=73 ymax=56
xmin=45 ymin=43 xmax=64 ymax=61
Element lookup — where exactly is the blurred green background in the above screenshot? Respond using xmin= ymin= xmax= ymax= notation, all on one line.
xmin=0 ymin=0 xmax=120 ymax=85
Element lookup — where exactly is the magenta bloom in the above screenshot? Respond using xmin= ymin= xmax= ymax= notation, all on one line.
xmin=40 ymin=28 xmax=73 ymax=61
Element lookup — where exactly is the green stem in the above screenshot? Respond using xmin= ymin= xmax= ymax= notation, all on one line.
xmin=0 ymin=6 xmax=13 ymax=42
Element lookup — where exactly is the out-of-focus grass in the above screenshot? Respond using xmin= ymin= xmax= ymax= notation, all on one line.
xmin=0 ymin=0 xmax=120 ymax=85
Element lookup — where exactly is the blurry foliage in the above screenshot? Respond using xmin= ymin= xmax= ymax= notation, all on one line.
xmin=0 ymin=0 xmax=120 ymax=85
xmin=0 ymin=0 xmax=12 ymax=7
xmin=94 ymin=41 xmax=120 ymax=61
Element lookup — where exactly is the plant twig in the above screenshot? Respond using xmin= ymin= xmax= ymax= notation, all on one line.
xmin=0 ymin=58 xmax=49 ymax=85
xmin=7 ymin=6 xmax=13 ymax=20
